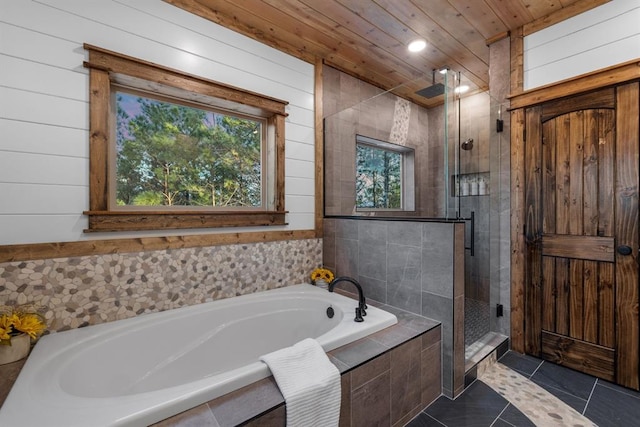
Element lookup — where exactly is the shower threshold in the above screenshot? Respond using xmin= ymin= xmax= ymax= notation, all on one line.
xmin=465 ymin=331 xmax=508 ymax=372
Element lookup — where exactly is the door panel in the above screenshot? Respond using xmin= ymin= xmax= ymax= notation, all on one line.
xmin=524 ymin=84 xmax=640 ymax=390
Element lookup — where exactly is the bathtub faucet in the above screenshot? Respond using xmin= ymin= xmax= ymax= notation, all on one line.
xmin=328 ymin=276 xmax=368 ymax=322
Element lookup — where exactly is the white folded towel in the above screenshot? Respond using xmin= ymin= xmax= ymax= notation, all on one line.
xmin=260 ymin=338 xmax=341 ymax=427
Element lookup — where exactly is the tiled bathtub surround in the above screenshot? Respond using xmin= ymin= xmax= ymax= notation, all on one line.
xmin=153 ymin=307 xmax=442 ymax=427
xmin=0 ymin=239 xmax=322 ymax=332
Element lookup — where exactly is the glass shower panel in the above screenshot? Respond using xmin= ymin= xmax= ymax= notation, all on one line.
xmin=323 ymin=70 xmax=453 ymax=219
xmin=456 ymin=76 xmax=507 ymax=362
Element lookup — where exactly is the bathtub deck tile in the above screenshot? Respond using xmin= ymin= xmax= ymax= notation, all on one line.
xmin=390 ymin=339 xmax=422 ymax=424
xmin=207 ymin=377 xmax=284 ymax=427
xmin=328 ymin=353 xmax=351 ymax=373
xmin=351 ymin=370 xmax=391 ymax=427
xmin=329 ymin=337 xmax=389 ymax=369
xmin=368 ymin=324 xmax=424 ymax=348
xmin=351 ymin=352 xmax=391 ymax=389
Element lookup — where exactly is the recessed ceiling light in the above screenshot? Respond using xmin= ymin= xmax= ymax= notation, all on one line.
xmin=408 ymin=39 xmax=426 ymax=52
xmin=455 ymin=85 xmax=470 ymax=94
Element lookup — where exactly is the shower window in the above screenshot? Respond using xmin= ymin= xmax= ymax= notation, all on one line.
xmin=355 ymin=135 xmax=415 ymax=211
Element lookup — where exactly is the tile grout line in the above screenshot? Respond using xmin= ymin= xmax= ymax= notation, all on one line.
xmin=528 ymin=359 xmax=544 ymax=379
xmin=490 ymin=402 xmax=514 ymax=427
xmin=583 ymin=378 xmax=598 ymax=416
xmin=420 ymin=411 xmax=447 ymax=426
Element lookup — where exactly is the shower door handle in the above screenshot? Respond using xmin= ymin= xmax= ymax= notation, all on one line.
xmin=470 ymin=211 xmax=475 ymax=257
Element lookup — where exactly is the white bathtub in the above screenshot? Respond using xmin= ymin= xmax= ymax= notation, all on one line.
xmin=0 ymin=283 xmax=397 ymax=426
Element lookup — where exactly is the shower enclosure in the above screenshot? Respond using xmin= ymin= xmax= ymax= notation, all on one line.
xmin=321 ymin=64 xmax=508 ymax=397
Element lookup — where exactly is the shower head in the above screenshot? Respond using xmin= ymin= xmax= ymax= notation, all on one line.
xmin=461 ymin=138 xmax=474 ymax=150
xmin=416 ymin=83 xmax=445 ymax=99
xmin=416 ymin=69 xmax=446 ymax=99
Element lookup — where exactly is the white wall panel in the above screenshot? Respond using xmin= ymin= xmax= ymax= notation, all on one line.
xmin=285 ymin=177 xmax=315 ymax=196
xmin=0 ymin=0 xmax=315 ymax=245
xmin=286 ymin=213 xmax=315 ymax=230
xmin=286 ymin=123 xmax=315 ymax=145
xmin=525 ymin=0 xmax=638 ymax=49
xmin=0 ymin=55 xmax=88 ymax=101
xmin=525 ymin=10 xmax=639 ymax=67
xmin=286 ymin=105 xmax=315 ymax=127
xmin=0 ymin=152 xmax=88 ymax=186
xmin=285 ymin=195 xmax=315 ymax=213
xmin=0 ymin=120 xmax=89 ymax=158
xmin=0 ymin=87 xmax=88 ymax=130
xmin=524 ymin=0 xmax=640 ymax=89
xmin=0 ymin=215 xmax=88 ymax=245
xmin=526 ymin=34 xmax=640 ymax=89
xmin=0 ymin=23 xmax=85 ymax=71
xmin=286 ymin=140 xmax=315 ymax=161
xmin=0 ymin=183 xmax=87 ymax=214
xmin=286 ymin=159 xmax=315 ymax=180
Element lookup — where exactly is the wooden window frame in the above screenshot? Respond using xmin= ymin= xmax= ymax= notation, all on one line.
xmin=83 ymin=44 xmax=288 ymax=232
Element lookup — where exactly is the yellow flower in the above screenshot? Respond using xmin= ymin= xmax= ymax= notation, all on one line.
xmin=0 ymin=315 xmax=12 ymax=341
xmin=14 ymin=313 xmax=46 ymax=339
xmin=310 ymin=267 xmax=334 ymax=283
xmin=0 ymin=305 xmax=47 ymax=343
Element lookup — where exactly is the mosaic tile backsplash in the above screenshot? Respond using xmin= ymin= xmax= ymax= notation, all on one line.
xmin=0 ymin=239 xmax=322 ymax=332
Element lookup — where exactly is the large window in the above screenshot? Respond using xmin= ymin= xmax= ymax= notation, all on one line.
xmin=355 ymin=135 xmax=415 ymax=211
xmin=83 ymin=44 xmax=287 ymax=232
xmin=114 ymin=90 xmax=264 ymax=210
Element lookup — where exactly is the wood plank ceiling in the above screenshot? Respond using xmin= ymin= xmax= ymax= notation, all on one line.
xmin=165 ymin=0 xmax=609 ymax=108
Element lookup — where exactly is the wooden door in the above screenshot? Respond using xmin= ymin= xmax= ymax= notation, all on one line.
xmin=523 ymin=84 xmax=640 ymax=390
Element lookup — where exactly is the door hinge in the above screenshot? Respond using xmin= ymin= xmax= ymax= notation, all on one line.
xmin=496 ymin=304 xmax=504 ymax=317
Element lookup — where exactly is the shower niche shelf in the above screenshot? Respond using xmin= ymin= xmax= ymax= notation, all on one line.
xmin=452 ymin=172 xmax=489 ymax=197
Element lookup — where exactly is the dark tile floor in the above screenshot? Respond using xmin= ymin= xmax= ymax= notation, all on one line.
xmin=407 ymin=350 xmax=640 ymax=426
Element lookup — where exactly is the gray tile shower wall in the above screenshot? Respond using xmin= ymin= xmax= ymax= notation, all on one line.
xmin=324 ymin=218 xmax=464 ymax=397
xmin=0 ymin=239 xmax=322 ymax=332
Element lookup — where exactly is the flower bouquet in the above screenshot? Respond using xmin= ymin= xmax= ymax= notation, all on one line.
xmin=310 ymin=267 xmax=334 ymax=289
xmin=0 ymin=304 xmax=46 ymax=365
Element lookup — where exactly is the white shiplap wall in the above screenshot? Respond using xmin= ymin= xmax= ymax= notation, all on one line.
xmin=524 ymin=0 xmax=640 ymax=90
xmin=0 ymin=0 xmax=315 ymax=245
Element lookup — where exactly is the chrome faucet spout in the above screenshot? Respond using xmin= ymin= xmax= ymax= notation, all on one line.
xmin=328 ymin=276 xmax=367 ymax=322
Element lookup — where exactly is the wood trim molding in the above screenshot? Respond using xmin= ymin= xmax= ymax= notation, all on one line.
xmin=509 ymin=59 xmax=640 ymax=109
xmin=0 ymin=230 xmax=317 ymax=263
xmin=84 ymin=44 xmax=288 ymax=115
xmin=510 ymin=107 xmax=526 ymax=353
xmin=314 ymin=58 xmax=324 ymax=238
xmin=510 ymin=27 xmax=524 ymax=96
xmin=485 ymin=31 xmax=509 ymax=46
xmin=84 ymin=211 xmax=287 ymax=232
xmin=614 ymin=82 xmax=640 ymax=390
